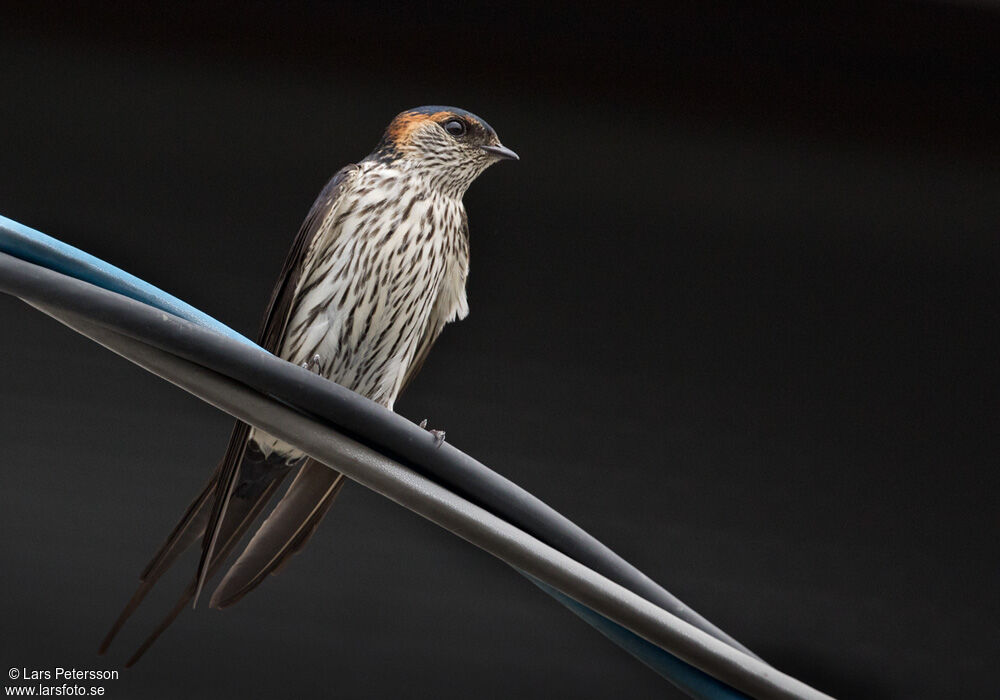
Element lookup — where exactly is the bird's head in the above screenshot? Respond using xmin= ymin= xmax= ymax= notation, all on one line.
xmin=369 ymin=106 xmax=518 ymax=195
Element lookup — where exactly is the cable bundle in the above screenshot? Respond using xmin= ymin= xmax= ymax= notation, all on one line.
xmin=0 ymin=214 xmax=831 ymax=700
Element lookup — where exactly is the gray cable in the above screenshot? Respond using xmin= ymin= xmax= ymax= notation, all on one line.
xmin=0 ymin=250 xmax=835 ymax=698
xmin=35 ymin=303 xmax=832 ymax=700
xmin=0 ymin=249 xmax=753 ymax=658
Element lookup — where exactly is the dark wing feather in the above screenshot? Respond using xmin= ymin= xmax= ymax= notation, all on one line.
xmin=210 ymin=459 xmax=346 ymax=608
xmin=258 ymin=164 xmax=361 ymax=352
xmin=192 ymin=164 xmax=360 ymax=603
xmin=101 ymin=165 xmax=359 ymax=659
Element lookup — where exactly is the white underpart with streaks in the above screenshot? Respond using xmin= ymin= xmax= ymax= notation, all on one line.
xmin=251 ymin=160 xmax=469 ymax=460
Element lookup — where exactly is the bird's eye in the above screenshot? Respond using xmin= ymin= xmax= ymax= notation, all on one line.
xmin=443 ymin=119 xmax=467 ymax=137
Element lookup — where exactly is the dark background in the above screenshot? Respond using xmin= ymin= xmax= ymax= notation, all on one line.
xmin=1 ymin=2 xmax=997 ymax=698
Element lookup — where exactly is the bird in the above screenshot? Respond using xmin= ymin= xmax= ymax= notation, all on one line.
xmin=98 ymin=106 xmax=518 ymax=665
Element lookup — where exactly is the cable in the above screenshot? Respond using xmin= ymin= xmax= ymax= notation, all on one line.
xmin=0 ymin=216 xmax=836 ymax=699
xmin=0 ymin=229 xmax=753 ymax=657
xmin=0 ymin=214 xmax=251 ymax=345
xmin=33 ymin=302 xmax=830 ymax=700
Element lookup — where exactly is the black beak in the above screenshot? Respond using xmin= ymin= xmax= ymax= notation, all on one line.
xmin=481 ymin=144 xmax=519 ymax=161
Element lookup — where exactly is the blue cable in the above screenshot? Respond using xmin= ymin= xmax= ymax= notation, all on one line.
xmin=0 ymin=214 xmax=255 ymax=347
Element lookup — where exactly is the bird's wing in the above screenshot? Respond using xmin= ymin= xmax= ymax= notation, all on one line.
xmin=101 ymin=165 xmax=359 ymax=663
xmin=193 ymin=164 xmax=360 ymax=602
xmin=258 ymin=164 xmax=362 ymax=354
xmin=209 ymin=458 xmax=347 ymax=608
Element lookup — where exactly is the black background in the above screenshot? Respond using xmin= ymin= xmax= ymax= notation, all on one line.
xmin=1 ymin=2 xmax=997 ymax=698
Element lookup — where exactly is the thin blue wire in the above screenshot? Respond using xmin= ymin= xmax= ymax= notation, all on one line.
xmin=0 ymin=214 xmax=255 ymax=347
xmin=1 ymin=213 xmax=743 ymax=699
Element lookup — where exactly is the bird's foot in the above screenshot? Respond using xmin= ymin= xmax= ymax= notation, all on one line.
xmin=419 ymin=419 xmax=446 ymax=447
xmin=300 ymin=354 xmax=322 ymax=374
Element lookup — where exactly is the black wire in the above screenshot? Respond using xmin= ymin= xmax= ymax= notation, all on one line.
xmin=0 ymin=249 xmax=754 ymax=655
xmin=39 ymin=305 xmax=821 ymax=700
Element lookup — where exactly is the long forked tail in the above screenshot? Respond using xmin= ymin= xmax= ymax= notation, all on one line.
xmin=97 ymin=476 xmax=216 ymax=656
xmin=99 ymin=435 xmax=347 ymax=666
xmin=98 ymin=425 xmax=294 ymax=665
